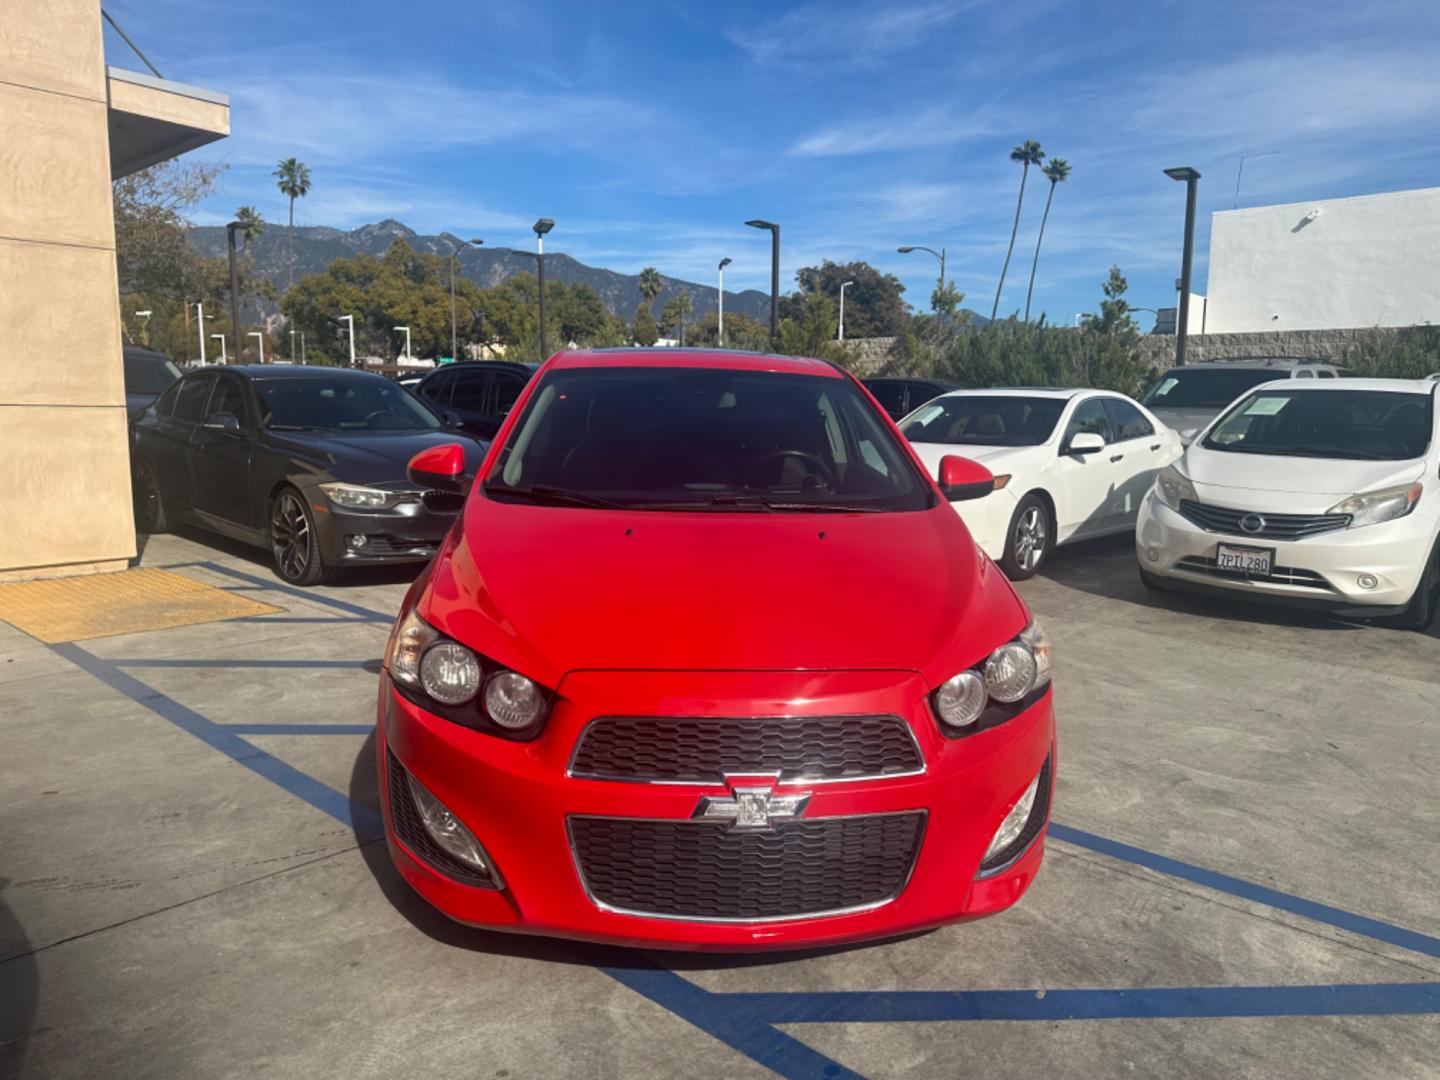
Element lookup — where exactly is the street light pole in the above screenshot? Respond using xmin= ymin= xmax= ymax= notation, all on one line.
xmin=533 ymin=219 xmax=555 ymax=358
xmin=300 ymin=332 xmax=306 ymax=366
xmin=248 ymin=331 xmax=265 ymax=364
xmin=897 ymin=245 xmax=947 ymax=302
xmin=717 ymin=257 xmax=732 ymax=347
xmin=289 ymin=329 xmax=297 ymax=363
xmin=210 ymin=333 xmax=227 ymax=363
xmin=225 ymin=220 xmax=246 ymax=363
xmin=394 ymin=325 xmax=412 ymax=362
xmin=838 ymin=280 xmax=854 ymax=341
xmin=134 ymin=309 xmax=152 ymax=347
xmin=1164 ymin=166 xmax=1201 ymax=367
xmin=194 ymin=301 xmax=208 ymax=365
xmin=444 ymin=237 xmax=485 ymax=362
xmin=745 ymin=220 xmax=780 ymax=345
xmin=338 ymin=314 xmax=355 ymax=368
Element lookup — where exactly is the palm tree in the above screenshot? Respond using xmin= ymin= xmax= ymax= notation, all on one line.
xmin=638 ymin=266 xmax=663 ymax=312
xmin=234 ymin=205 xmax=264 ymax=243
xmin=991 ymin=140 xmax=1045 ymax=321
xmin=1023 ymin=158 xmax=1071 ymax=322
xmin=273 ymin=157 xmax=311 ymax=290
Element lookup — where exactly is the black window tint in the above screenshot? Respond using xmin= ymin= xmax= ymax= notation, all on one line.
xmin=171 ymin=375 xmax=212 ymax=424
xmin=420 ymin=370 xmax=455 ymax=404
xmin=866 ymin=382 xmax=907 ymax=417
xmin=154 ymin=379 xmax=183 ymax=417
xmin=451 ymin=370 xmax=490 ymax=412
xmin=1063 ymin=398 xmax=1112 ymax=444
xmin=1103 ymin=397 xmax=1154 ymax=440
xmin=1317 ymin=369 xmax=1336 ymax=378
xmin=898 ymin=395 xmax=1065 ymax=447
xmin=207 ymin=376 xmax=249 ymax=425
xmin=492 ymin=372 xmax=526 ymax=417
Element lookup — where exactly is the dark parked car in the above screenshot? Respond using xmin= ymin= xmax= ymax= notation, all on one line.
xmin=130 ymin=365 xmax=488 ymax=585
xmin=413 ymin=360 xmax=538 ymax=438
xmin=862 ymin=377 xmax=965 ymax=421
xmin=122 ymin=345 xmax=182 ymax=420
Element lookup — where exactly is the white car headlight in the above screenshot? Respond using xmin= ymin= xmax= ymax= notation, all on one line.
xmin=420 ymin=641 xmax=483 ymax=705
xmin=387 ymin=609 xmax=436 ymax=689
xmin=484 ymin=671 xmax=546 ymax=729
xmin=934 ymin=671 xmax=987 ymax=729
xmin=934 ymin=620 xmax=1052 ymax=731
xmin=1327 ymin=482 xmax=1422 ymax=528
xmin=320 ymin=482 xmax=398 ymax=509
xmin=1153 ymin=464 xmax=1197 ymax=511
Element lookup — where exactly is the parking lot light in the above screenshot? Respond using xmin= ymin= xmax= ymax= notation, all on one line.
xmin=1164 ymin=166 xmax=1201 ymax=367
xmin=745 ymin=219 xmax=780 ymax=345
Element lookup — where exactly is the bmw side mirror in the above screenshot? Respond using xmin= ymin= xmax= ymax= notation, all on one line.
xmin=1066 ymin=432 xmax=1105 ymax=457
xmin=937 ymin=455 xmax=995 ymax=501
xmin=441 ymin=409 xmax=463 ymax=429
xmin=408 ymin=442 xmax=468 ymax=493
xmin=203 ymin=413 xmax=242 ymax=435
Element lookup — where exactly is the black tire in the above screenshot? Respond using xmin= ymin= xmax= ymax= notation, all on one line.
xmin=1138 ymin=566 xmax=1171 ymax=592
xmin=269 ymin=487 xmax=335 ymax=586
xmin=1399 ymin=546 xmax=1438 ymax=631
xmin=133 ymin=457 xmax=169 ymax=535
xmin=1000 ymin=493 xmax=1053 ymax=580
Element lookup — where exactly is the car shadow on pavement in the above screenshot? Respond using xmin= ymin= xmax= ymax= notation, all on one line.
xmin=140 ymin=525 xmax=423 ymax=589
xmin=0 ymin=880 xmax=38 ymax=1078
xmin=346 ymin=731 xmax=927 ymax=973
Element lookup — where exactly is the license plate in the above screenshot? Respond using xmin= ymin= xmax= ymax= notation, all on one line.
xmin=1215 ymin=543 xmax=1274 ymax=577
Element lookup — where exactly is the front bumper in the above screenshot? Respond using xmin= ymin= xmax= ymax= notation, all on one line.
xmin=377 ymin=669 xmax=1055 ymax=950
xmin=1136 ymin=491 xmax=1431 ymax=613
xmin=312 ymin=495 xmax=459 ymax=565
xmin=949 ymin=488 xmax=1018 ymax=562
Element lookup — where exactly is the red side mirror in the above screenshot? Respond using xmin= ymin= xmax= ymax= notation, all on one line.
xmin=408 ymin=443 xmax=467 ymax=493
xmin=938 ymin=454 xmax=995 ymax=502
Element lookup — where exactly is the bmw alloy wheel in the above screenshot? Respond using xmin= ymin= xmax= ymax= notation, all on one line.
xmin=271 ymin=490 xmax=319 ymax=583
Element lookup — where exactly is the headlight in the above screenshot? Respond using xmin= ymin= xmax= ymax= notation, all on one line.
xmin=387 ymin=610 xmax=435 ymax=689
xmin=932 ymin=620 xmax=1052 ymax=733
xmin=420 ymin=642 xmax=482 ymax=705
xmin=484 ymin=671 xmax=546 ymax=729
xmin=1153 ymin=464 xmax=1196 ymax=510
xmin=320 ymin=482 xmax=398 ymax=509
xmin=1327 ymin=482 xmax=1422 ymax=528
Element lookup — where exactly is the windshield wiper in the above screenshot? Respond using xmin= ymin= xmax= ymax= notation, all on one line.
xmin=1223 ymin=444 xmax=1387 ymax=460
xmin=482 ymin=482 xmax=624 ymax=509
xmin=265 ymin=423 xmax=318 ymax=431
xmin=704 ymin=493 xmax=885 ymax=513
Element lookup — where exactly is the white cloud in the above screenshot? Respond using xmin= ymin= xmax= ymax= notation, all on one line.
xmin=728 ymin=0 xmax=981 ymax=67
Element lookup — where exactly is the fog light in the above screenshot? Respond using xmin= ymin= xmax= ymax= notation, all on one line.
xmin=1357 ymin=573 xmax=1378 ymax=590
xmin=980 ymin=759 xmax=1051 ymax=875
xmin=1146 ymin=546 xmax=1160 ymax=563
xmin=407 ymin=774 xmax=492 ymax=874
xmin=347 ymin=534 xmax=368 ymax=549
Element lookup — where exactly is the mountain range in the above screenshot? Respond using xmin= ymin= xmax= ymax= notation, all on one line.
xmin=188 ymin=219 xmax=774 ymax=323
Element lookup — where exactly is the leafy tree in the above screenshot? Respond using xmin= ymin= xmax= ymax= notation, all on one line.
xmin=660 ymin=290 xmax=694 ymax=343
xmin=1085 ymin=266 xmax=1139 ymax=336
xmin=930 ymin=280 xmax=968 ymax=322
xmin=992 ymin=139 xmax=1045 ymax=321
xmin=790 ymin=260 xmax=909 ymax=338
xmin=637 ymin=267 xmax=663 ymax=312
xmin=633 ymin=304 xmax=659 ymax=347
xmin=775 ymin=292 xmax=850 ymax=363
xmin=1024 ymin=157 xmax=1071 ymax=321
xmin=273 ymin=157 xmax=312 ymax=290
xmin=687 ymin=311 xmax=770 ymax=351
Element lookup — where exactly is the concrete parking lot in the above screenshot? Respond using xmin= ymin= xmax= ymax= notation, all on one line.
xmin=1 ymin=527 xmax=1436 ymax=1079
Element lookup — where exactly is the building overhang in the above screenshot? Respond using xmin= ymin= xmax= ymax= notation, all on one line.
xmin=106 ymin=66 xmax=229 ymax=179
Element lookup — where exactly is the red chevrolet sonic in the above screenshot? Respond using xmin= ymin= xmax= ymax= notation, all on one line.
xmin=377 ymin=349 xmax=1056 ymax=950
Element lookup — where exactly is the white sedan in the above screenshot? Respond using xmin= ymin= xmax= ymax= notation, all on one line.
xmin=900 ymin=388 xmax=1183 ymax=578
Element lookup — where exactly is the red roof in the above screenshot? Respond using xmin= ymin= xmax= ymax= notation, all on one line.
xmin=546 ymin=348 xmax=844 ymax=378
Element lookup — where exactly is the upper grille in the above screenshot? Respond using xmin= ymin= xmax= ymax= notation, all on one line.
xmin=1177 ymin=499 xmax=1350 ymax=541
xmin=569 ymin=812 xmax=925 ymax=921
xmin=569 ymin=715 xmax=923 ymax=783
xmin=386 ymin=750 xmax=495 ymax=886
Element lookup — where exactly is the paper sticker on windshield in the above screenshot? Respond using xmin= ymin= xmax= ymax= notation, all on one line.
xmin=1154 ymin=377 xmax=1178 ymax=396
xmin=1242 ymin=395 xmax=1288 ymax=416
xmin=909 ymin=404 xmax=944 ymax=426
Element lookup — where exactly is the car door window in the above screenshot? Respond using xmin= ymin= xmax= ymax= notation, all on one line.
xmin=206 ymin=375 xmax=250 ymax=428
xmin=1062 ymin=398 xmax=1112 ymax=446
xmin=1317 ymin=369 xmax=1335 ymax=378
xmin=451 ymin=370 xmax=490 ymax=413
xmin=1102 ymin=397 xmax=1154 ymax=441
xmin=171 ymin=374 xmax=212 ymax=425
xmin=153 ymin=379 xmax=183 ymax=417
xmin=491 ymin=372 xmax=526 ymax=419
xmin=420 ymin=369 xmax=455 ymax=405
xmin=1295 ymin=369 xmax=1314 ymax=378
xmin=866 ymin=382 xmax=907 ymax=417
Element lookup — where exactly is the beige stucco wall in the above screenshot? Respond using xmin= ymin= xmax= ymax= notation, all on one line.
xmin=0 ymin=0 xmax=134 ymax=579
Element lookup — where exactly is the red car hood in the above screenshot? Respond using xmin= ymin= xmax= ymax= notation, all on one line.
xmin=423 ymin=498 xmax=1024 ymax=688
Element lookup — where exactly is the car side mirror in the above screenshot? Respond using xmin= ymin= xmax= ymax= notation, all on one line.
xmin=1065 ymin=431 xmax=1105 ymax=457
xmin=408 ymin=442 xmax=467 ymax=493
xmin=937 ymin=454 xmax=995 ymax=501
xmin=203 ymin=412 xmax=242 ymax=435
xmin=441 ymin=409 xmax=463 ymax=429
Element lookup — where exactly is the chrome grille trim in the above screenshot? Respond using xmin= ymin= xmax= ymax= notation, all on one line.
xmin=1177 ymin=499 xmax=1351 ymax=540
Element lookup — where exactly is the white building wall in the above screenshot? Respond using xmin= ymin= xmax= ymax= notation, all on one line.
xmin=1204 ymin=186 xmax=1440 ymax=333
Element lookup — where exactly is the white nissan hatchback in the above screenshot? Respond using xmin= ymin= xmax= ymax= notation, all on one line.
xmin=1136 ymin=378 xmax=1440 ymax=629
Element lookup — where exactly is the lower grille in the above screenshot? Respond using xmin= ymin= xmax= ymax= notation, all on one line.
xmin=386 ymin=750 xmax=495 ymax=886
xmin=569 ymin=811 xmax=925 ymax=921
xmin=569 ymin=714 xmax=923 ymax=783
xmin=1176 ymin=555 xmax=1332 ymax=590
xmin=1178 ymin=499 xmax=1350 ymax=540
xmin=354 ymin=534 xmax=441 ymax=557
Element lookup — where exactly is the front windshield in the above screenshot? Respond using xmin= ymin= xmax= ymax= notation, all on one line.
xmin=256 ymin=375 xmax=442 ymax=432
xmin=488 ymin=366 xmax=931 ymax=512
xmin=1142 ymin=368 xmax=1284 ymax=409
xmin=1202 ymin=389 xmax=1432 ymax=461
xmin=899 ymin=395 xmax=1065 ymax=447
xmin=124 ymin=354 xmax=182 ymax=395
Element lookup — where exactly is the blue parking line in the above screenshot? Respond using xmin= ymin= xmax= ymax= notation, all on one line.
xmin=1050 ymin=824 xmax=1440 ymax=960
xmin=110 ymin=658 xmax=371 ymax=669
xmin=51 ymin=642 xmax=382 ymax=842
xmin=716 ymin=981 xmax=1440 ymax=1024
xmin=224 ymin=723 xmax=374 ymax=735
xmin=198 ymin=561 xmax=396 ymax=622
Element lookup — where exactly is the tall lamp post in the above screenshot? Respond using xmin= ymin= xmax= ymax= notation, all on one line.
xmin=394 ymin=325 xmax=412 ymax=363
xmin=897 ymin=244 xmax=946 ymax=299
xmin=533 ymin=219 xmax=555 ymax=358
xmin=717 ymin=257 xmax=732 ymax=346
xmin=193 ymin=301 xmax=209 ymax=365
xmin=838 ymin=279 xmax=855 ymax=342
xmin=1164 ymin=166 xmax=1201 ymax=367
xmin=446 ymin=237 xmax=484 ymax=361
xmin=745 ymin=220 xmax=780 ymax=345
xmin=134 ymin=309 xmax=152 ymax=347
xmin=210 ymin=333 xmax=227 ymax=363
xmin=225 ymin=220 xmax=247 ymax=363
xmin=248 ymin=331 xmax=265 ymax=364
xmin=337 ymin=314 xmax=355 ymax=368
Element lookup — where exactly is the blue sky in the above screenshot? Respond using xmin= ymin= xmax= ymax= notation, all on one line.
xmin=105 ymin=0 xmax=1440 ymax=326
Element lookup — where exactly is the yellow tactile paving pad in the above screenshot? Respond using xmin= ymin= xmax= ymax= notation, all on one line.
xmin=0 ymin=568 xmax=282 ymax=643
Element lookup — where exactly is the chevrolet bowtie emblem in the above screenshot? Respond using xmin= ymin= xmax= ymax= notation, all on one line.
xmin=694 ymin=786 xmax=811 ymax=829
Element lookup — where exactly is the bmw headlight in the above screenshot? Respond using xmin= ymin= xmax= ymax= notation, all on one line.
xmin=1327 ymin=482 xmax=1422 ymax=528
xmin=320 ymin=482 xmax=398 ymax=509
xmin=932 ymin=620 xmax=1053 ymax=733
xmin=1153 ymin=464 xmax=1197 ymax=511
